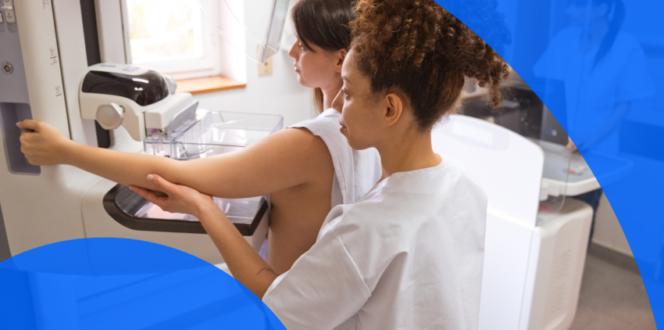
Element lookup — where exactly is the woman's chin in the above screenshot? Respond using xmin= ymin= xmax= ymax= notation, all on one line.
xmin=340 ymin=129 xmax=365 ymax=150
xmin=295 ymin=76 xmax=311 ymax=88
xmin=296 ymin=77 xmax=321 ymax=89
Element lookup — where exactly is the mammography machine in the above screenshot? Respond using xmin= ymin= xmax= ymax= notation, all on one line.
xmin=0 ymin=1 xmax=295 ymax=326
xmin=433 ymin=75 xmax=632 ymax=330
xmin=434 ymin=115 xmax=591 ymax=330
xmin=0 ymin=0 xmax=634 ymax=328
xmin=0 ymin=0 xmax=289 ymax=265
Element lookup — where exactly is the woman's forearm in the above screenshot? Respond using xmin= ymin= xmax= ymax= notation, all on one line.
xmin=125 ymin=174 xmax=277 ymax=297
xmin=147 ymin=128 xmax=334 ymax=198
xmin=63 ymin=141 xmax=183 ymax=192
xmin=196 ymin=202 xmax=277 ymax=298
xmin=57 ymin=127 xmax=331 ymax=199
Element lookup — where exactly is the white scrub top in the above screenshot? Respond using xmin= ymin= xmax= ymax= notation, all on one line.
xmin=291 ymin=109 xmax=382 ymax=205
xmin=263 ymin=158 xmax=488 ymax=330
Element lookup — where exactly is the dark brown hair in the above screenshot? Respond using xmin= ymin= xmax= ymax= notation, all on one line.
xmin=351 ymin=0 xmax=510 ymax=130
xmin=292 ymin=0 xmax=356 ymax=113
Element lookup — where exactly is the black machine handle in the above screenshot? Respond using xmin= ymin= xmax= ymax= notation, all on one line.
xmin=103 ymin=185 xmax=268 ymax=236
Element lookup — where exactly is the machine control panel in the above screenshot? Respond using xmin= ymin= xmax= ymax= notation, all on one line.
xmin=1 ymin=0 xmax=13 ymax=24
xmin=3 ymin=9 xmax=13 ymax=23
xmin=0 ymin=1 xmax=39 ymax=174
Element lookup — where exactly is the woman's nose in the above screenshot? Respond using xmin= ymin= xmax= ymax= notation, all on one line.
xmin=288 ymin=41 xmax=298 ymax=59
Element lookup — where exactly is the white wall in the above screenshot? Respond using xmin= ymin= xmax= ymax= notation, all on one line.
xmin=195 ymin=0 xmax=315 ymax=126
xmin=592 ymin=193 xmax=634 ymax=257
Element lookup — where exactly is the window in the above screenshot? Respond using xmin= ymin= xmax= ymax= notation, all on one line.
xmin=126 ymin=0 xmax=222 ymax=80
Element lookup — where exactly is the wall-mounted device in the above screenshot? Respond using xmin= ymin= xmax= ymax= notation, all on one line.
xmin=0 ymin=0 xmax=282 ymax=266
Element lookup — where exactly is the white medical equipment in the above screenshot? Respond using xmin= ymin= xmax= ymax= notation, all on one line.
xmin=0 ymin=0 xmax=285 ymax=265
xmin=437 ymin=74 xmax=632 ymax=329
xmin=433 ymin=115 xmax=592 ymax=330
xmin=198 ymin=0 xmax=291 ymax=64
xmin=257 ymin=0 xmax=290 ymax=62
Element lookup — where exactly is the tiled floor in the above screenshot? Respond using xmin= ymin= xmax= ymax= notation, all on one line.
xmin=570 ymin=254 xmax=656 ymax=330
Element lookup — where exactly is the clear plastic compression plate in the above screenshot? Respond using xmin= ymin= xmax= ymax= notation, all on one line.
xmin=144 ymin=110 xmax=284 ymax=160
xmin=105 ymin=110 xmax=283 ymax=235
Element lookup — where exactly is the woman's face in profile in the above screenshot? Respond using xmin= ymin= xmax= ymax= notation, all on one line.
xmin=332 ymin=49 xmax=385 ymax=151
xmin=288 ymin=38 xmax=343 ymax=89
xmin=566 ymin=1 xmax=609 ymax=26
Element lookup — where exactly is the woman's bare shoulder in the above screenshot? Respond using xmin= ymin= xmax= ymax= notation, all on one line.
xmin=247 ymin=127 xmax=334 ymax=179
xmin=271 ymin=127 xmax=332 ymax=156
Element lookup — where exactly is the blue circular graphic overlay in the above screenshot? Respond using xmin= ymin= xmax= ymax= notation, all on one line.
xmin=0 ymin=238 xmax=285 ymax=329
xmin=435 ymin=0 xmax=664 ymax=325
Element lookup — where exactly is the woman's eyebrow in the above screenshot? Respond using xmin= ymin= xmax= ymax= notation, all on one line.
xmin=342 ymin=75 xmax=351 ymax=84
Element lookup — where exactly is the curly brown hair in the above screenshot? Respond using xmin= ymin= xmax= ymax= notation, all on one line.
xmin=350 ymin=0 xmax=510 ymax=130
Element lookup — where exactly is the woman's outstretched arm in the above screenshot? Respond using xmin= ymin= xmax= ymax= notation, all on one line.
xmin=17 ymin=119 xmax=332 ymax=198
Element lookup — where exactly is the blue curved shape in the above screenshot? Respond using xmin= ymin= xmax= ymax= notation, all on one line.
xmin=0 ymin=238 xmax=285 ymax=329
xmin=435 ymin=0 xmax=664 ymax=325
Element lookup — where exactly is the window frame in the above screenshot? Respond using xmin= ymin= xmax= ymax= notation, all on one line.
xmin=95 ymin=0 xmax=247 ymax=83
xmin=124 ymin=0 xmax=222 ymax=80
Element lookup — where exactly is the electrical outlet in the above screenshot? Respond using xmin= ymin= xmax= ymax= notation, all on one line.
xmin=258 ymin=58 xmax=274 ymax=76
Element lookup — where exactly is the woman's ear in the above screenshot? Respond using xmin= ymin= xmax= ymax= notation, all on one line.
xmin=336 ymin=49 xmax=348 ymax=73
xmin=383 ymin=93 xmax=404 ymax=127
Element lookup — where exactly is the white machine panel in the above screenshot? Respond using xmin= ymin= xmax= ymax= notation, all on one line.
xmin=478 ymin=214 xmax=534 ymax=330
xmin=524 ymin=199 xmax=592 ymax=330
xmin=433 ymin=115 xmax=593 ymax=330
xmin=52 ymin=0 xmax=99 ymax=147
xmin=433 ymin=115 xmax=544 ymax=227
xmin=0 ymin=0 xmax=102 ymax=256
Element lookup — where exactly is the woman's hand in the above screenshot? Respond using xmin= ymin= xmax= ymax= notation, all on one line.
xmin=17 ymin=120 xmax=73 ymax=166
xmin=129 ymin=174 xmax=216 ymax=218
xmin=565 ymin=136 xmax=579 ymax=153
xmin=566 ymin=136 xmax=596 ymax=153
xmin=134 ymin=176 xmax=277 ymax=299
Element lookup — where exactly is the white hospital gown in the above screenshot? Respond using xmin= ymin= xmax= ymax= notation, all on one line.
xmin=263 ymin=158 xmax=488 ymax=330
xmin=291 ymin=109 xmax=382 ymax=206
xmin=261 ymin=109 xmax=382 ymax=259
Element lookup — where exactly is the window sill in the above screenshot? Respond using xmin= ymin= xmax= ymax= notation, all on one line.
xmin=175 ymin=75 xmax=246 ymax=95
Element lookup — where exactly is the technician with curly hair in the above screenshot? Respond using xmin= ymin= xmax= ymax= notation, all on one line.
xmin=129 ymin=0 xmax=510 ymax=328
